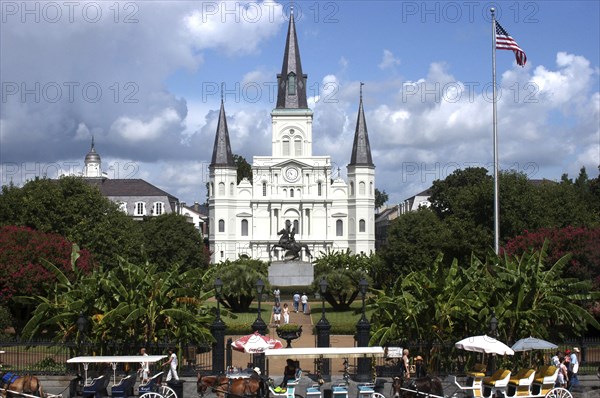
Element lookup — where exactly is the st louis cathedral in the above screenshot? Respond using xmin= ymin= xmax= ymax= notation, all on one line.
xmin=208 ymin=12 xmax=375 ymax=263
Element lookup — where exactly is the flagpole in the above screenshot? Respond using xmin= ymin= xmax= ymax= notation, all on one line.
xmin=491 ymin=7 xmax=500 ymax=255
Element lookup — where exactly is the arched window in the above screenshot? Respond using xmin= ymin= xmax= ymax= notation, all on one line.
xmin=290 ymin=189 xmax=294 ymax=198
xmin=282 ymin=138 xmax=290 ymax=156
xmin=262 ymin=182 xmax=267 ymax=197
xmin=134 ymin=202 xmax=146 ymax=216
xmin=350 ymin=182 xmax=354 ymax=196
xmin=293 ymin=220 xmax=299 ymax=234
xmin=295 ymin=137 xmax=302 ymax=156
xmin=336 ymin=220 xmax=343 ymax=236
xmin=218 ymin=219 xmax=225 ymax=232
xmin=230 ymin=182 xmax=235 ymax=196
xmin=359 ymin=181 xmax=366 ymax=195
xmin=153 ymin=202 xmax=164 ymax=216
xmin=317 ymin=182 xmax=322 ymax=196
xmin=241 ymin=219 xmax=248 ymax=236
xmin=370 ymin=181 xmax=374 ymax=195
xmin=218 ymin=182 xmax=225 ymax=196
xmin=359 ymin=219 xmax=366 ymax=232
xmin=288 ymin=73 xmax=296 ymax=95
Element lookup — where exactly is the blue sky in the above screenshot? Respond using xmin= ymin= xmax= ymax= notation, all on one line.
xmin=1 ymin=0 xmax=599 ymax=206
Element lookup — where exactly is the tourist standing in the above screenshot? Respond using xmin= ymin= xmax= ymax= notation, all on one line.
xmin=139 ymin=347 xmax=150 ymax=383
xmin=274 ymin=288 xmax=281 ymax=305
xmin=569 ymin=347 xmax=580 ymax=389
xmin=293 ymin=292 xmax=300 ymax=313
xmin=301 ymin=293 xmax=308 ymax=314
xmin=283 ymin=303 xmax=290 ymax=324
xmin=272 ymin=301 xmax=282 ymax=326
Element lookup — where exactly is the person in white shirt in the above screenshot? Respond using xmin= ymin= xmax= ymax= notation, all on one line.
xmin=569 ymin=347 xmax=580 ymax=389
xmin=301 ymin=293 xmax=308 ymax=314
xmin=162 ymin=348 xmax=179 ymax=381
xmin=139 ymin=347 xmax=150 ymax=383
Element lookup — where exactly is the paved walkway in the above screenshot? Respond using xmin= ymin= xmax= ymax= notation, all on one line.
xmin=228 ymin=302 xmax=356 ymax=381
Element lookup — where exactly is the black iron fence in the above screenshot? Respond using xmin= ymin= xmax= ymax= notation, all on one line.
xmin=0 ymin=339 xmax=211 ymax=376
xmin=2 ymin=337 xmax=599 ymax=377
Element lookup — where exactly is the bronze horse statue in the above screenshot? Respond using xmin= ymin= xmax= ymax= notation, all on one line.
xmin=1 ymin=374 xmax=45 ymax=398
xmin=197 ymin=374 xmax=265 ymax=398
xmin=271 ymin=221 xmax=312 ymax=261
xmin=271 ymin=240 xmax=312 ymax=261
xmin=392 ymin=376 xmax=444 ymax=398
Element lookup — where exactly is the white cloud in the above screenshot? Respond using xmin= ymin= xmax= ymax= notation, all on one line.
xmin=378 ymin=49 xmax=401 ymax=70
xmin=110 ymin=108 xmax=183 ymax=142
xmin=183 ymin=1 xmax=285 ymax=55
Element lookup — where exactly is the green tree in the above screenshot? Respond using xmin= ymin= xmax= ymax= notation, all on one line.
xmin=140 ymin=213 xmax=210 ymax=273
xmin=375 ymin=189 xmax=389 ymax=210
xmin=378 ymin=208 xmax=450 ymax=282
xmin=0 ymin=225 xmax=95 ymax=331
xmin=211 ymin=258 xmax=269 ymax=312
xmin=18 ymin=246 xmax=214 ymax=348
xmin=489 ymin=241 xmax=600 ymax=342
xmin=0 ymin=176 xmax=143 ymax=268
xmin=312 ymin=250 xmax=371 ymax=311
xmin=370 ymin=254 xmax=482 ymax=347
xmin=234 ymin=154 xmax=252 ymax=184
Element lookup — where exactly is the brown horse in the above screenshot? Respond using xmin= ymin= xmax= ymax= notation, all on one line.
xmin=392 ymin=376 xmax=444 ymax=398
xmin=1 ymin=375 xmax=45 ymax=398
xmin=197 ymin=375 xmax=264 ymax=398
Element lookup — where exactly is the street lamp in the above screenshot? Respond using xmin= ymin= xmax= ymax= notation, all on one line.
xmin=76 ymin=312 xmax=89 ymax=357
xmin=211 ymin=277 xmax=226 ymax=374
xmin=215 ymin=277 xmax=223 ymax=319
xmin=488 ymin=309 xmax=498 ymax=375
xmin=251 ymin=279 xmax=268 ymax=374
xmin=359 ymin=279 xmax=368 ymax=318
xmin=316 ymin=277 xmax=331 ymax=381
xmin=355 ymin=278 xmax=371 ymax=382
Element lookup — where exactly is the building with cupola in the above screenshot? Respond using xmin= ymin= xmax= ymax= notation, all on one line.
xmin=208 ymin=12 xmax=375 ymax=263
xmin=81 ymin=139 xmax=182 ymax=221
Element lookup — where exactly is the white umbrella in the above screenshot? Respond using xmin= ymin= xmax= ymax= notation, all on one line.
xmin=455 ymin=335 xmax=515 ymax=356
xmin=511 ymin=337 xmax=557 ymax=352
xmin=232 ymin=332 xmax=284 ymax=354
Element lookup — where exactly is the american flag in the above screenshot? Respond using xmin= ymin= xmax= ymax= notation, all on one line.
xmin=495 ymin=21 xmax=527 ymax=66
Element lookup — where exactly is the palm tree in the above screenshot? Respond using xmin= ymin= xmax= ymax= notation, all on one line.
xmin=17 ymin=245 xmax=214 ymax=351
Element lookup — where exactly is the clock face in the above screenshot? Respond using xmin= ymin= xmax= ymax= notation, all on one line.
xmin=285 ymin=167 xmax=299 ymax=182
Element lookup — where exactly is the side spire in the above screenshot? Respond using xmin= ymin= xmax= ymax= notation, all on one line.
xmin=210 ymin=93 xmax=235 ymax=167
xmin=276 ymin=10 xmax=308 ymax=109
xmin=349 ymin=83 xmax=374 ymax=166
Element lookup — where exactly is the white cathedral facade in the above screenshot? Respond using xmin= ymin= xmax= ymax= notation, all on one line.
xmin=208 ymin=13 xmax=375 ymax=263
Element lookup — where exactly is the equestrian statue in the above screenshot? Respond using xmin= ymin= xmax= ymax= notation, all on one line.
xmin=271 ymin=220 xmax=312 ymax=261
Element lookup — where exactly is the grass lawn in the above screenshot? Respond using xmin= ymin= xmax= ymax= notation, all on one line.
xmin=214 ymin=299 xmax=374 ymax=333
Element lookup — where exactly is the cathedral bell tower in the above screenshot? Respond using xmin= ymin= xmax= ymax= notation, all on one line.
xmin=271 ymin=9 xmax=313 ymax=159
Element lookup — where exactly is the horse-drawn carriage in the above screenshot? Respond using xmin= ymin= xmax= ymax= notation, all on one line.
xmin=0 ymin=350 xmax=59 ymax=398
xmin=66 ymin=356 xmax=176 ymax=398
xmin=197 ymin=347 xmax=388 ymax=398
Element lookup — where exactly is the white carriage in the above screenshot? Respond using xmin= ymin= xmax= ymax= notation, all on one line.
xmin=66 ymin=355 xmax=176 ymax=398
xmin=263 ymin=347 xmax=387 ymax=398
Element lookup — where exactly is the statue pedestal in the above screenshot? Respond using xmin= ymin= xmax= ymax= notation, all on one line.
xmin=269 ymin=261 xmax=313 ymax=286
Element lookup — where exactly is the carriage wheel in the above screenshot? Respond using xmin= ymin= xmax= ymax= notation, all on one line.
xmin=544 ymin=388 xmax=573 ymax=398
xmin=372 ymin=393 xmax=386 ymax=398
xmin=140 ymin=392 xmax=163 ymax=398
xmin=159 ymin=385 xmax=178 ymax=398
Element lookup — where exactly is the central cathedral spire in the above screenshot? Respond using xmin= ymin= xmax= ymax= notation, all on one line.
xmin=276 ymin=9 xmax=308 ymax=109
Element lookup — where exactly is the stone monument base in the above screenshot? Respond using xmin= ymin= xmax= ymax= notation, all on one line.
xmin=269 ymin=261 xmax=314 ymax=286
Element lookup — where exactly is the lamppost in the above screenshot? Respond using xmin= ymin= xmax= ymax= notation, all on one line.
xmin=76 ymin=312 xmax=89 ymax=356
xmin=316 ymin=277 xmax=331 ymax=381
xmin=251 ymin=278 xmax=267 ymax=373
xmin=355 ymin=278 xmax=371 ymax=382
xmin=211 ymin=277 xmax=226 ymax=374
xmin=488 ymin=309 xmax=498 ymax=375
